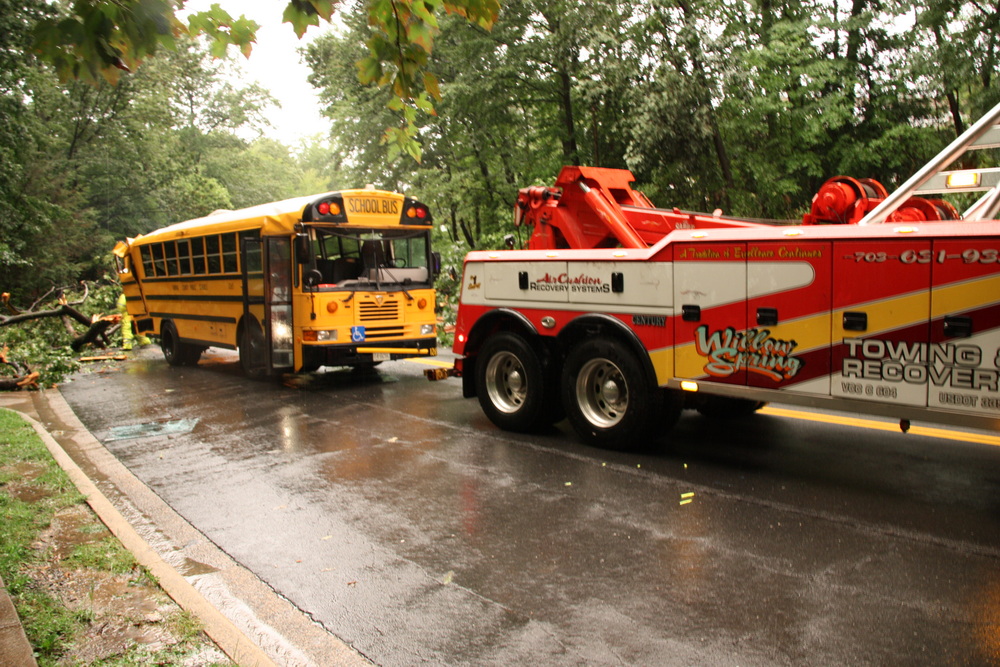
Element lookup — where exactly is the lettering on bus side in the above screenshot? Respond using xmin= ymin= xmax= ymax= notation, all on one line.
xmin=347 ymin=198 xmax=400 ymax=216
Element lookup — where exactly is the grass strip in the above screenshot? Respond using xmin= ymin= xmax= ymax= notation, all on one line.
xmin=0 ymin=408 xmax=226 ymax=666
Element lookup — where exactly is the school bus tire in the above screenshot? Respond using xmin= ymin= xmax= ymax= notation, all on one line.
xmin=239 ymin=318 xmax=267 ymax=377
xmin=561 ymin=336 xmax=657 ymax=450
xmin=475 ymin=331 xmax=552 ymax=433
xmin=160 ymin=321 xmax=200 ymax=367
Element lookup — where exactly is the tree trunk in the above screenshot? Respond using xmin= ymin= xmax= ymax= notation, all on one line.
xmin=677 ymin=0 xmax=734 ymax=201
xmin=459 ymin=219 xmax=476 ymax=249
xmin=558 ymin=68 xmax=579 ymax=164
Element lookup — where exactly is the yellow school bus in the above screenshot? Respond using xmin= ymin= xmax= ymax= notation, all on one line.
xmin=112 ymin=188 xmax=438 ymax=375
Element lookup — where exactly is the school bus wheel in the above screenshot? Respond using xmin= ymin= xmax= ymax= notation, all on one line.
xmin=239 ymin=318 xmax=267 ymax=377
xmin=160 ymin=321 xmax=201 ymax=367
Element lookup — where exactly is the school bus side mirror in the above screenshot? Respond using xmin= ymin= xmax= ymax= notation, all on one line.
xmin=295 ymin=234 xmax=311 ymax=264
xmin=431 ymin=251 xmax=441 ymax=277
xmin=304 ymin=269 xmax=323 ymax=288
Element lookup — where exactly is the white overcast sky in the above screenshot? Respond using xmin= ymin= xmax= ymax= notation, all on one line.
xmin=181 ymin=0 xmax=337 ymax=146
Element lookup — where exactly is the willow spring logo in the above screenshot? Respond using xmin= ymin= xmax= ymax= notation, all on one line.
xmin=695 ymin=326 xmax=802 ymax=381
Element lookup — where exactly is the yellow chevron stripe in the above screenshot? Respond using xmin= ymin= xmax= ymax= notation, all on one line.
xmin=931 ymin=274 xmax=1000 ymax=317
xmin=649 ymin=347 xmax=673 ymax=385
xmin=834 ymin=290 xmax=929 ymax=336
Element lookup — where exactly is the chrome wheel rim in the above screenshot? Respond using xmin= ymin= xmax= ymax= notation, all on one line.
xmin=485 ymin=351 xmax=527 ymax=414
xmin=575 ymin=358 xmax=628 ymax=428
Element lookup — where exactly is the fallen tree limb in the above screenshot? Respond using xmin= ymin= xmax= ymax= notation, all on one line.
xmin=0 ymin=372 xmax=39 ymax=390
xmin=0 ymin=346 xmax=37 ymax=390
xmin=1 ymin=304 xmax=90 ymax=327
xmin=1 ymin=282 xmax=117 ymax=390
xmin=70 ymin=317 xmax=117 ymax=352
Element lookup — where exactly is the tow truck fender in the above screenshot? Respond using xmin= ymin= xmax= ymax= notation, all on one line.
xmin=555 ymin=313 xmax=660 ymax=390
xmin=460 ymin=308 xmax=540 ymax=398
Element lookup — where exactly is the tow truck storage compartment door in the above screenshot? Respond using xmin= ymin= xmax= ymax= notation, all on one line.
xmin=484 ymin=261 xmax=569 ymax=304
xmin=831 ymin=239 xmax=931 ymax=407
xmin=928 ymin=237 xmax=1000 ymax=415
xmin=563 ymin=261 xmax=672 ymax=310
xmin=746 ymin=240 xmax=831 ymax=394
xmin=673 ymin=241 xmax=748 ymax=386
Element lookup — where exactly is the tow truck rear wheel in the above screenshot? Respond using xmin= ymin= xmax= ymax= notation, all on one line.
xmin=562 ymin=337 xmax=657 ymax=450
xmin=475 ymin=332 xmax=554 ymax=433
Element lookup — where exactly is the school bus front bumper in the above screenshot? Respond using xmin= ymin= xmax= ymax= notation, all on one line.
xmin=300 ymin=337 xmax=437 ymax=368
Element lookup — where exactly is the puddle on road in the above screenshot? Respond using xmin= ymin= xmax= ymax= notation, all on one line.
xmin=177 ymin=556 xmax=219 ymax=577
xmin=106 ymin=418 xmax=200 ymax=441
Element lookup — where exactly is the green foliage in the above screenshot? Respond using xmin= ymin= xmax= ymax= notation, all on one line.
xmin=64 ymin=536 xmax=138 ymax=575
xmin=32 ymin=1 xmax=259 ymax=84
xmin=311 ymin=0 xmax=1000 ymax=243
xmin=28 ymin=0 xmax=500 ymax=158
xmin=1 ymin=29 xmax=291 ymax=302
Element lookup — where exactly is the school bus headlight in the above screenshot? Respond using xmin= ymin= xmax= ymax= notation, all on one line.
xmin=304 ymin=330 xmax=337 ymax=342
xmin=680 ymin=381 xmax=699 ymax=392
xmin=420 ymin=324 xmax=435 ymax=336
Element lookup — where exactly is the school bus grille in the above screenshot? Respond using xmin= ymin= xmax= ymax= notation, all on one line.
xmin=358 ymin=298 xmax=400 ymax=322
xmin=363 ymin=325 xmax=406 ymax=339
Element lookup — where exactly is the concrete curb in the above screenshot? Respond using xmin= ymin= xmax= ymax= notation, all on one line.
xmin=0 ymin=572 xmax=37 ymax=667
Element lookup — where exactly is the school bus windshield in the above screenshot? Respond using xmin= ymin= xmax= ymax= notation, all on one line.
xmin=307 ymin=226 xmax=433 ymax=290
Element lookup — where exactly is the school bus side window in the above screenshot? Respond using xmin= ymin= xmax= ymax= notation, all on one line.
xmin=164 ymin=242 xmax=179 ymax=276
xmin=177 ymin=239 xmax=192 ymax=275
xmin=140 ymin=246 xmax=155 ymax=278
xmin=190 ymin=237 xmax=206 ymax=275
xmin=206 ymin=235 xmax=221 ymax=274
xmin=151 ymin=243 xmax=167 ymax=277
xmin=240 ymin=230 xmax=262 ymax=273
xmin=222 ymin=233 xmax=238 ymax=273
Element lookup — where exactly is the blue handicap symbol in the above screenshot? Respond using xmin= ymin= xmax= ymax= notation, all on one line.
xmin=351 ymin=326 xmax=366 ymax=342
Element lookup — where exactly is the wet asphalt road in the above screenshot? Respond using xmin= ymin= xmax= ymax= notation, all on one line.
xmin=57 ymin=348 xmax=1000 ymax=666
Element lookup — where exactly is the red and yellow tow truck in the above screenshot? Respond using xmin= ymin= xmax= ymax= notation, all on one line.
xmin=431 ymin=103 xmax=1000 ymax=449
